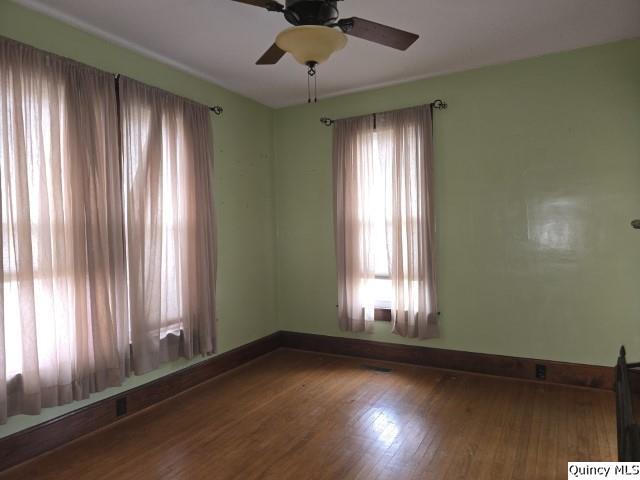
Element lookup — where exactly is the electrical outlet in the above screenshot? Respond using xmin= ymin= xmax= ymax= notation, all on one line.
xmin=535 ymin=364 xmax=546 ymax=380
xmin=116 ymin=397 xmax=127 ymax=417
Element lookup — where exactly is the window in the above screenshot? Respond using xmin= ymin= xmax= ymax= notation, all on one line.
xmin=333 ymin=105 xmax=438 ymax=338
xmin=120 ymin=77 xmax=217 ymax=374
xmin=370 ymin=130 xmax=393 ymax=311
xmin=0 ymin=39 xmax=129 ymax=422
xmin=0 ymin=38 xmax=217 ymax=424
xmin=121 ymin=106 xmax=186 ymax=339
xmin=2 ymin=81 xmax=64 ymax=380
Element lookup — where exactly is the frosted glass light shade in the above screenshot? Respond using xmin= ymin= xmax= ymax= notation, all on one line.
xmin=275 ymin=25 xmax=347 ymax=65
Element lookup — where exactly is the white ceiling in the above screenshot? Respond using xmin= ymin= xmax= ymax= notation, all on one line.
xmin=15 ymin=0 xmax=640 ymax=108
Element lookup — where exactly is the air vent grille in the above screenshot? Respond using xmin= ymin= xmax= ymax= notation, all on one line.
xmin=361 ymin=364 xmax=392 ymax=373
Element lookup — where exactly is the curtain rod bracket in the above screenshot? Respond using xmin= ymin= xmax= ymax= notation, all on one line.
xmin=320 ymin=117 xmax=334 ymax=127
xmin=431 ymin=99 xmax=447 ymax=110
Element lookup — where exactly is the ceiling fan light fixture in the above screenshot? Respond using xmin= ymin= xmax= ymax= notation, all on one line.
xmin=275 ymin=25 xmax=347 ymax=65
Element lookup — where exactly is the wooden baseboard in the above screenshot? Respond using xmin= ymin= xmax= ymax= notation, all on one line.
xmin=280 ymin=331 xmax=616 ymax=390
xmin=0 ymin=331 xmax=282 ymax=473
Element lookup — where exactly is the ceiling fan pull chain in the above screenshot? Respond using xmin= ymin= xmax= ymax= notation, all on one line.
xmin=314 ymin=67 xmax=318 ymax=103
xmin=306 ymin=61 xmax=318 ymax=104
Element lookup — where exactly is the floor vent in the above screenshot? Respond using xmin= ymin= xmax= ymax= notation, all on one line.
xmin=361 ymin=365 xmax=392 ymax=373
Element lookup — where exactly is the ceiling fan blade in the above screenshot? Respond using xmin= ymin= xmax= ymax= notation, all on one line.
xmin=231 ymin=0 xmax=284 ymax=11
xmin=256 ymin=43 xmax=286 ymax=65
xmin=338 ymin=17 xmax=419 ymax=51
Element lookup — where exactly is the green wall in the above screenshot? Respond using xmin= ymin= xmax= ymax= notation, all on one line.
xmin=273 ymin=39 xmax=640 ymax=367
xmin=1 ymin=0 xmax=639 ymax=440
xmin=0 ymin=1 xmax=277 ymax=437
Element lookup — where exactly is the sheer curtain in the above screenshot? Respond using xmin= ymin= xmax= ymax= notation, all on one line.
xmin=333 ymin=115 xmax=377 ymax=332
xmin=379 ymin=106 xmax=438 ymax=338
xmin=0 ymin=37 xmax=128 ymax=423
xmin=332 ymin=105 xmax=438 ymax=338
xmin=120 ymin=77 xmax=217 ymax=375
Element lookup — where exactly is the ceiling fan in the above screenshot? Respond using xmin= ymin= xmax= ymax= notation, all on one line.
xmin=232 ymin=0 xmax=419 ymax=67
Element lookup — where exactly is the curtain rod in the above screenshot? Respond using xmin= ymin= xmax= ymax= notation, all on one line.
xmin=319 ymin=99 xmax=447 ymax=127
xmin=113 ymin=74 xmax=223 ymax=116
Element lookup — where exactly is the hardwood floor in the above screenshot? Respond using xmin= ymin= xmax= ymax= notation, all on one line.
xmin=0 ymin=349 xmax=616 ymax=480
